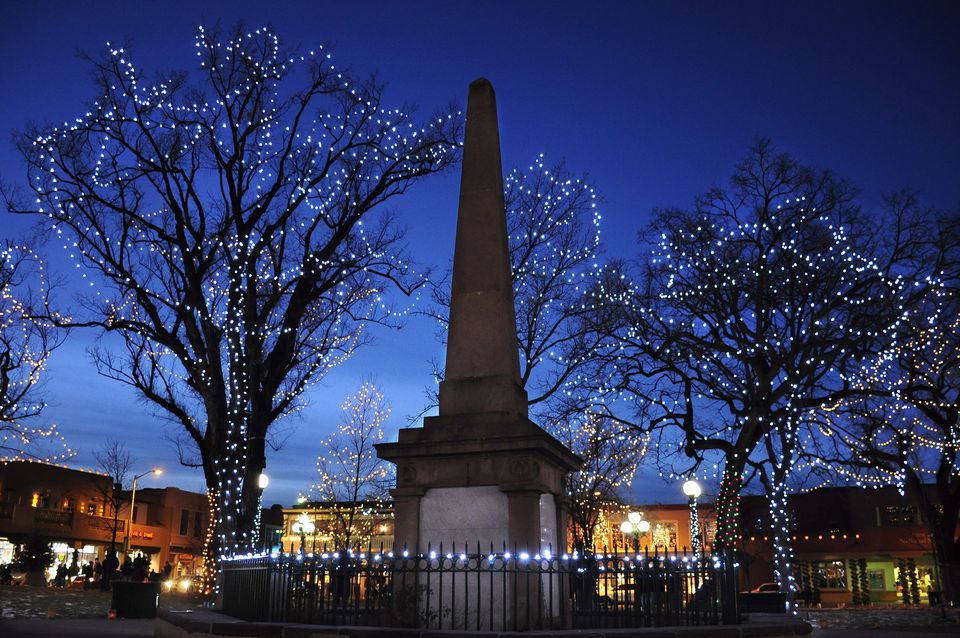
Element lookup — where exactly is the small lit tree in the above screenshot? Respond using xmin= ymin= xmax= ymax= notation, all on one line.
xmin=311 ymin=382 xmax=392 ymax=548
xmin=554 ymin=413 xmax=645 ymax=551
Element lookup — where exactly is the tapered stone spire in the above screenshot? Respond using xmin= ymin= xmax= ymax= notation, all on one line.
xmin=438 ymin=78 xmax=528 ymax=419
xmin=375 ymin=79 xmax=581 ymax=579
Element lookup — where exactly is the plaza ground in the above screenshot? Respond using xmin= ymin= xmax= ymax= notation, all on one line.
xmin=1 ymin=587 xmax=957 ymax=637
xmin=0 ymin=617 xmax=153 ymax=637
xmin=1 ymin=620 xmax=958 ymax=638
xmin=0 ymin=585 xmax=196 ymax=619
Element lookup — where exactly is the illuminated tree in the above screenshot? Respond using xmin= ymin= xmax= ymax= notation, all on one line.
xmin=0 ymin=243 xmax=72 ymax=462
xmin=310 ymin=382 xmax=392 ymax=548
xmin=804 ymin=205 xmax=960 ymax=604
xmin=597 ymin=140 xmax=908 ymax=597
xmin=426 ymin=156 xmax=606 ymax=420
xmin=554 ymin=413 xmax=646 ymax=551
xmin=7 ymin=26 xmax=461 ymax=562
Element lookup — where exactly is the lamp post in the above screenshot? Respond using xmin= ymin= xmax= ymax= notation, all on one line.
xmin=291 ymin=512 xmax=315 ymax=554
xmin=682 ymin=478 xmax=702 ymax=555
xmin=620 ymin=511 xmax=651 ymax=553
xmin=123 ymin=468 xmax=163 ymax=559
xmin=254 ymin=473 xmax=269 ymax=547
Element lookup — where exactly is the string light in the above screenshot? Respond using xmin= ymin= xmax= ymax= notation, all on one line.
xmin=578 ymin=142 xmax=914 ymax=606
xmin=0 ymin=244 xmax=74 ymax=464
xmin=307 ymin=382 xmax=393 ymax=549
xmin=14 ymin=25 xmax=461 ymax=577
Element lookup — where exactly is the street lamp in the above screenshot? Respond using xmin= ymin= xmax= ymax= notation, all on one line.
xmin=620 ymin=511 xmax=651 ymax=553
xmin=291 ymin=512 xmax=315 ymax=554
xmin=682 ymin=478 xmax=702 ymax=555
xmin=123 ymin=468 xmax=163 ymax=558
xmin=253 ymin=473 xmax=270 ymax=547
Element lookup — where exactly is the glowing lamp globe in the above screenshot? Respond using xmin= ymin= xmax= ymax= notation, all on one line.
xmin=637 ymin=520 xmax=651 ymax=533
xmin=258 ymin=473 xmax=270 ymax=489
xmin=682 ymin=479 xmax=702 ymax=499
xmin=628 ymin=511 xmax=642 ymax=526
xmin=296 ymin=513 xmax=315 ymax=535
xmin=620 ymin=520 xmax=634 ymax=534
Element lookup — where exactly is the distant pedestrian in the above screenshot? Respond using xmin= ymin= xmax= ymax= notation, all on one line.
xmin=133 ymin=553 xmax=149 ymax=581
xmin=101 ymin=550 xmax=118 ymax=591
xmin=120 ymin=558 xmax=132 ymax=579
xmin=82 ymin=561 xmax=94 ymax=589
xmin=55 ymin=563 xmax=68 ymax=588
xmin=162 ymin=561 xmax=173 ymax=579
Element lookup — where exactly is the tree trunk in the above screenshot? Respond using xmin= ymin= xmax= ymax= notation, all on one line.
xmin=715 ymin=463 xmax=744 ymax=550
xmin=767 ymin=480 xmax=797 ymax=610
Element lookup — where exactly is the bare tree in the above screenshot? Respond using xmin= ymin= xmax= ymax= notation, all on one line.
xmin=7 ymin=24 xmax=461 ymax=566
xmin=0 ymin=242 xmax=71 ymax=462
xmin=804 ymin=204 xmax=960 ymax=605
xmin=594 ymin=140 xmax=910 ymax=598
xmin=424 ymin=156 xmax=607 ymax=420
xmin=554 ymin=413 xmax=645 ymax=551
xmin=311 ymin=382 xmax=392 ymax=548
xmin=92 ymin=439 xmax=133 ymax=552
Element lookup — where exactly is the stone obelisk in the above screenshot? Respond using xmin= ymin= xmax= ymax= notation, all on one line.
xmin=376 ymin=79 xmax=581 ymax=557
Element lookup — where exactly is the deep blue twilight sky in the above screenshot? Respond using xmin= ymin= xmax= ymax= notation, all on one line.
xmin=0 ymin=1 xmax=957 ymax=506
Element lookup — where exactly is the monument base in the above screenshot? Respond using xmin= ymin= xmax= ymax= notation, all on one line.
xmin=377 ymin=411 xmax=580 ymax=553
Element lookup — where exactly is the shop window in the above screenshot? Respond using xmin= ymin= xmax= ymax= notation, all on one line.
xmin=63 ymin=497 xmax=76 ymax=511
xmin=812 ymin=560 xmax=847 ymax=588
xmin=86 ymin=502 xmax=97 ymax=515
xmin=194 ymin=511 xmax=202 ymax=538
xmin=868 ymin=569 xmax=886 ymax=590
xmin=881 ymin=505 xmax=917 ymax=525
xmin=31 ymin=492 xmax=50 ymax=509
xmin=180 ymin=509 xmax=190 ymax=535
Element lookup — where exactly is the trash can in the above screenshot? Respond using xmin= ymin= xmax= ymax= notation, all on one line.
xmin=111 ymin=581 xmax=161 ymax=618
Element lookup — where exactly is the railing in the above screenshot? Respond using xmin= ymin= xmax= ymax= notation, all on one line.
xmin=34 ymin=508 xmax=73 ymax=528
xmin=222 ymin=544 xmax=739 ymax=631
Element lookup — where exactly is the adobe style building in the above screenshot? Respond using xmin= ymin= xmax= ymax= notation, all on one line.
xmin=740 ymin=485 xmax=942 ymax=605
xmin=124 ymin=486 xmax=209 ymax=577
xmin=0 ymin=460 xmax=118 ymax=573
xmin=0 ymin=460 xmax=208 ymax=581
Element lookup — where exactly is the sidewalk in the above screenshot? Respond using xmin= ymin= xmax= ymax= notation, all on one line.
xmin=0 ymin=618 xmax=153 ymax=637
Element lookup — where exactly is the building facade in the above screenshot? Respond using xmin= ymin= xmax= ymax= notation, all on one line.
xmin=278 ymin=501 xmax=394 ymax=553
xmin=740 ymin=486 xmax=942 ymax=605
xmin=272 ymin=487 xmax=946 ymax=607
xmin=123 ymin=486 xmax=209 ymax=578
xmin=0 ymin=460 xmax=208 ymax=581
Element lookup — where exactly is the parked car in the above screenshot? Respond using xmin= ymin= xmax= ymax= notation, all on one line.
xmin=751 ymin=582 xmax=780 ymax=593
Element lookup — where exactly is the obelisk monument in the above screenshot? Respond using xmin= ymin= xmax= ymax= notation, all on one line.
xmin=376 ymin=79 xmax=581 ymax=558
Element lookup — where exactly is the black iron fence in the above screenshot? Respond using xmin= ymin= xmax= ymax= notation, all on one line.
xmin=221 ymin=543 xmax=739 ymax=632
